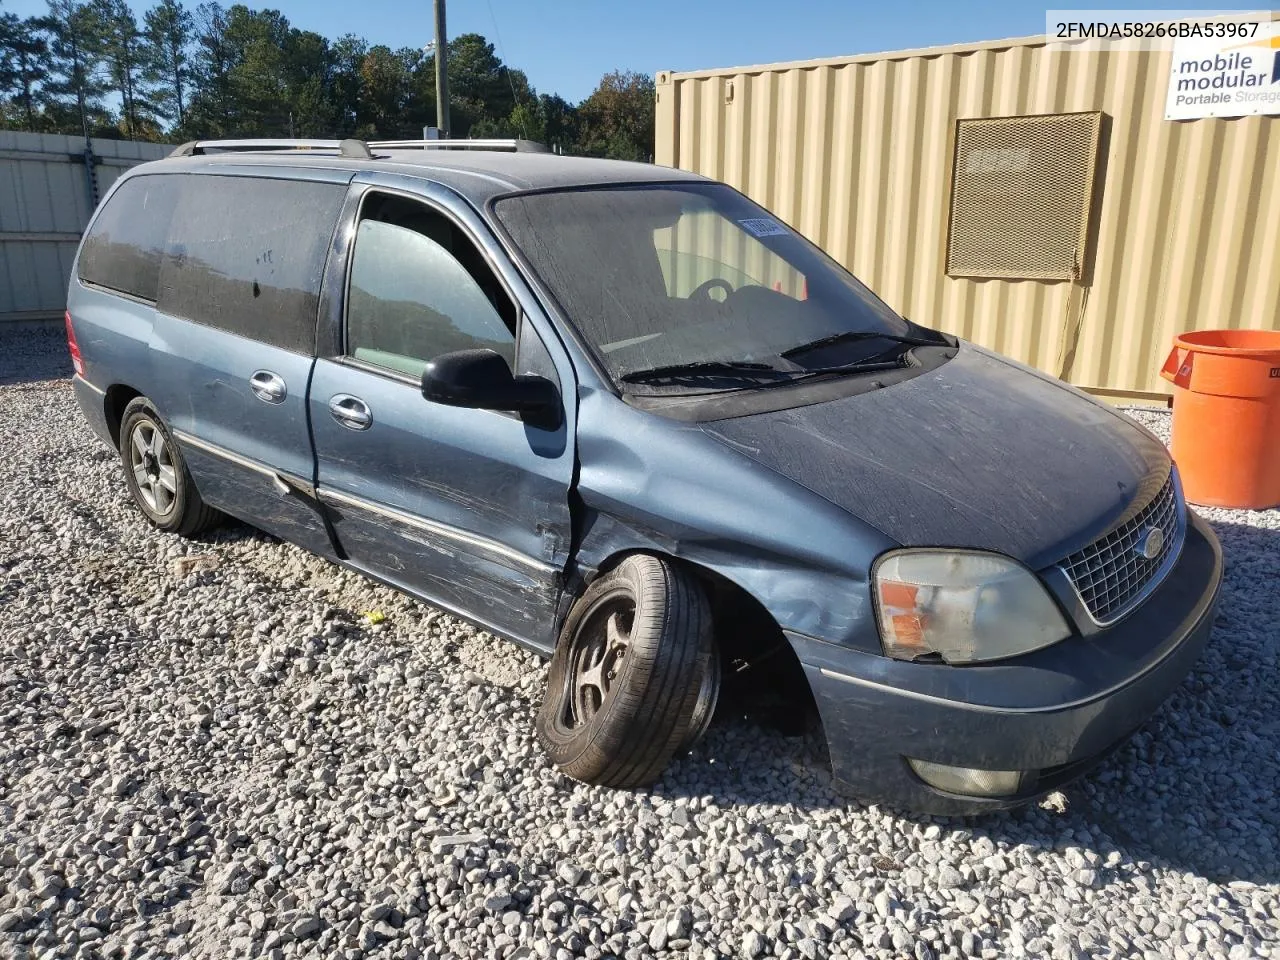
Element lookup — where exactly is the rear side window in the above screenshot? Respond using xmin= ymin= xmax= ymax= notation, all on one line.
xmin=77 ymin=175 xmax=181 ymax=302
xmin=156 ymin=176 xmax=345 ymax=354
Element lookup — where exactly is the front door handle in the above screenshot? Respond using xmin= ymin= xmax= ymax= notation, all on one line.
xmin=250 ymin=370 xmax=287 ymax=404
xmin=328 ymin=394 xmax=372 ymax=430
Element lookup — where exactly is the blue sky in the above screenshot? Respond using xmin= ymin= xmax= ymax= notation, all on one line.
xmin=4 ymin=0 xmax=1229 ymax=102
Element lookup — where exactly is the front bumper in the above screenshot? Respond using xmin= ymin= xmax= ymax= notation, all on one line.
xmin=788 ymin=512 xmax=1223 ymax=816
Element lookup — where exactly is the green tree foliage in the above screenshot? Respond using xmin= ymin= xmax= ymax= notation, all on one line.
xmin=356 ymin=44 xmax=409 ymax=137
xmin=327 ymin=32 xmax=365 ymax=135
xmin=0 ymin=0 xmax=656 ymax=160
xmin=577 ymin=70 xmax=656 ymax=161
xmin=88 ymin=0 xmax=154 ymax=138
xmin=41 ymin=0 xmax=111 ymax=137
xmin=445 ymin=32 xmax=530 ymax=137
xmin=187 ymin=1 xmax=232 ymax=133
xmin=219 ymin=6 xmax=294 ymax=132
xmin=143 ymin=0 xmax=194 ymax=129
xmin=0 ymin=11 xmax=16 ymax=113
xmin=399 ymin=46 xmax=438 ymax=135
xmin=1 ymin=8 xmax=53 ymax=129
xmin=538 ymin=93 xmax=579 ymax=152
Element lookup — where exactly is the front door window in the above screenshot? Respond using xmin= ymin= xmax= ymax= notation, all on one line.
xmin=346 ymin=195 xmax=517 ymax=377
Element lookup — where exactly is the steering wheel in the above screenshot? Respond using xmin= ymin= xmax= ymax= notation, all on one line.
xmin=688 ymin=277 xmax=734 ymax=303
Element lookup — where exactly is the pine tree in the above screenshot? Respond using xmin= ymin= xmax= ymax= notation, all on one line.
xmin=43 ymin=0 xmax=108 ymax=139
xmin=5 ymin=0 xmax=653 ymax=155
xmin=88 ymin=0 xmax=152 ymax=138
xmin=0 ymin=9 xmax=17 ymax=111
xmin=188 ymin=1 xmax=233 ymax=134
xmin=328 ymin=33 xmax=365 ymax=136
xmin=142 ymin=0 xmax=192 ymax=130
xmin=2 ymin=12 xmax=53 ymax=129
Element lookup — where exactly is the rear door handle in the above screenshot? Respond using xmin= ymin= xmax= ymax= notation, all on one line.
xmin=328 ymin=394 xmax=372 ymax=430
xmin=249 ymin=370 xmax=287 ymax=404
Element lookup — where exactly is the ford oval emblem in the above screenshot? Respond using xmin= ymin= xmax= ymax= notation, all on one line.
xmin=1136 ymin=527 xmax=1165 ymax=561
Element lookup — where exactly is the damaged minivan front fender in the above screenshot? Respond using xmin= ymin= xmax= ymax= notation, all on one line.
xmin=570 ymin=385 xmax=898 ymax=650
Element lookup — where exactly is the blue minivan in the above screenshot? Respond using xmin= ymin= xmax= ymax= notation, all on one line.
xmin=67 ymin=138 xmax=1222 ymax=814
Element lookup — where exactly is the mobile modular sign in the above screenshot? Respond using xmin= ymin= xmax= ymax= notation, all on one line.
xmin=1165 ymin=18 xmax=1280 ymax=118
xmin=1046 ymin=11 xmax=1279 ymax=119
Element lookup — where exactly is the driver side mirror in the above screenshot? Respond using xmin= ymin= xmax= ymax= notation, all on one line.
xmin=421 ymin=349 xmax=561 ymax=429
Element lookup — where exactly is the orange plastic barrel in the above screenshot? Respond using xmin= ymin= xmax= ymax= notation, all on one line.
xmin=1160 ymin=330 xmax=1280 ymax=509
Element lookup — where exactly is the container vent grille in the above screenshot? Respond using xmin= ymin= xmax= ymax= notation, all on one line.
xmin=946 ymin=112 xmax=1103 ymax=280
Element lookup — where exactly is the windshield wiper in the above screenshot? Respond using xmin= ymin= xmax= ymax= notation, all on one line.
xmin=781 ymin=329 xmax=939 ymax=359
xmin=619 ymin=359 xmax=781 ymax=383
xmin=621 ymin=356 xmax=908 ymax=390
xmin=773 ymin=357 xmax=906 ymax=383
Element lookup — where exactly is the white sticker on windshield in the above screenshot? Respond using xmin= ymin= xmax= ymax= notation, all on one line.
xmin=737 ymin=217 xmax=789 ymax=238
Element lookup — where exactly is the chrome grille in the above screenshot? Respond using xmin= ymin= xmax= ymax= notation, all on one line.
xmin=1059 ymin=472 xmax=1185 ymax=625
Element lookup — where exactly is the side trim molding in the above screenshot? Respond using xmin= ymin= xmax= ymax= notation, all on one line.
xmin=171 ymin=429 xmax=311 ymax=498
xmin=316 ymin=486 xmax=556 ymax=576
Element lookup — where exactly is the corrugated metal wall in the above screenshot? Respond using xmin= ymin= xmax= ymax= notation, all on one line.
xmin=655 ymin=34 xmax=1280 ymax=401
xmin=0 ymin=131 xmax=169 ymax=325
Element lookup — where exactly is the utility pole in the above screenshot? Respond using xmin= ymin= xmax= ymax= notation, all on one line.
xmin=433 ymin=0 xmax=450 ymax=138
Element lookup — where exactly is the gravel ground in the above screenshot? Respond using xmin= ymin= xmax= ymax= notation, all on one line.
xmin=1 ymin=325 xmax=1278 ymax=960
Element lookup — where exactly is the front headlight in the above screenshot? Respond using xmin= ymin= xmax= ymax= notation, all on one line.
xmin=873 ymin=550 xmax=1070 ymax=664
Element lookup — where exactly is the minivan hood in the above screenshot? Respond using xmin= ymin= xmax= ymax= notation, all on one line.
xmin=700 ymin=344 xmax=1170 ymax=569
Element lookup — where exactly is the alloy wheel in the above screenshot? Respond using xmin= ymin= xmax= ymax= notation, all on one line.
xmin=129 ymin=420 xmax=177 ymax=518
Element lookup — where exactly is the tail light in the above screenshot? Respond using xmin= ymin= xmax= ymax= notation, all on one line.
xmin=65 ymin=310 xmax=84 ymax=377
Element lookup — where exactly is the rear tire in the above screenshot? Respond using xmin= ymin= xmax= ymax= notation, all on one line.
xmin=119 ymin=398 xmax=221 ymax=537
xmin=536 ymin=554 xmax=718 ymax=788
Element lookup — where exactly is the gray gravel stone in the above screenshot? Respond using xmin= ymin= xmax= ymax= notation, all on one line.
xmin=1 ymin=340 xmax=1278 ymax=960
xmin=827 ymin=895 xmax=856 ymax=923
xmin=741 ymin=929 xmax=766 ymax=958
xmin=666 ymin=905 xmax=692 ymax=938
xmin=647 ymin=921 xmax=668 ymax=951
xmin=0 ymin=911 xmax=28 ymax=933
xmin=556 ymin=863 xmax=584 ymax=886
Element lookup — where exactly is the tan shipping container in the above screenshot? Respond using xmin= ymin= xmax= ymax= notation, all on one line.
xmin=655 ymin=30 xmax=1280 ymax=403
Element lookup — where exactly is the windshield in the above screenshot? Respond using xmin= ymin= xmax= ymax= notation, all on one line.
xmin=493 ymin=183 xmax=914 ymax=386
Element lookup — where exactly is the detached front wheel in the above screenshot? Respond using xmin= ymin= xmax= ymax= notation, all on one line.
xmin=537 ymin=554 xmax=718 ymax=788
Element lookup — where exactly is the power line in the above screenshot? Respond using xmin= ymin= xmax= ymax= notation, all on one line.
xmin=484 ymin=0 xmax=527 ymax=139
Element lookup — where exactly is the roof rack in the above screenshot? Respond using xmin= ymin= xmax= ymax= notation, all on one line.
xmin=167 ymin=136 xmax=549 ymax=160
xmin=169 ymin=138 xmax=374 ymax=158
xmin=368 ymin=138 xmax=549 ymax=154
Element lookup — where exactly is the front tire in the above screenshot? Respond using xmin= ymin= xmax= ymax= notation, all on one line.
xmin=536 ymin=554 xmax=718 ymax=788
xmin=119 ymin=398 xmax=221 ymax=537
